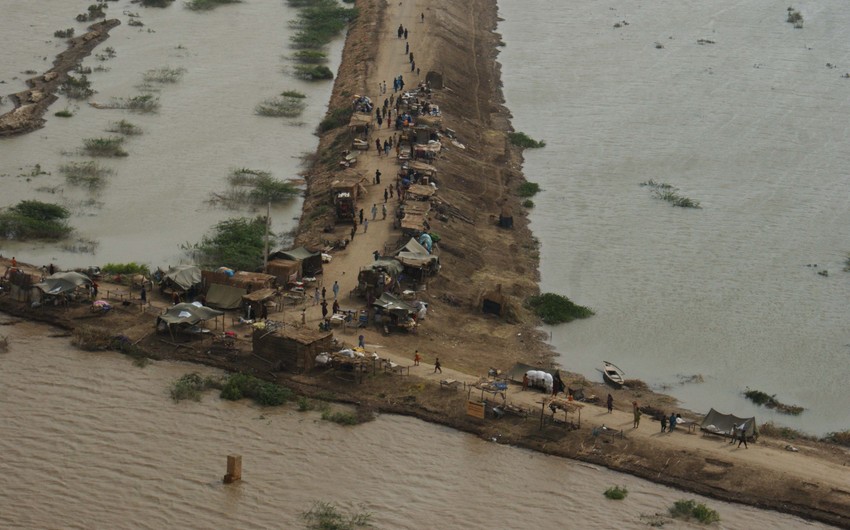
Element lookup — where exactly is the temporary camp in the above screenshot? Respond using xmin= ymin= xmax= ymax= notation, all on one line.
xmin=35 ymin=271 xmax=92 ymax=295
xmin=270 ymin=247 xmax=323 ymax=277
xmin=267 ymin=259 xmax=301 ymax=286
xmin=252 ymin=326 xmax=333 ymax=373
xmin=372 ymin=292 xmax=416 ymax=328
xmin=205 ymin=283 xmax=246 ymax=310
xmin=395 ymin=237 xmax=440 ymax=282
xmin=241 ymin=288 xmax=278 ymax=319
xmin=161 ymin=265 xmax=202 ymax=293
xmin=357 ymin=259 xmax=403 ymax=298
xmin=156 ymin=302 xmax=223 ymax=335
xmin=700 ymin=408 xmax=758 ymax=439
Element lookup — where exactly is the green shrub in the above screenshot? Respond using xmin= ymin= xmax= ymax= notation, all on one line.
xmin=193 ymin=217 xmax=267 ymax=270
xmin=527 ymin=293 xmax=594 ymax=325
xmin=293 ymin=64 xmax=334 ymax=80
xmin=603 ymin=485 xmax=628 ymax=500
xmin=518 ymin=182 xmax=540 ymax=197
xmin=218 ymin=373 xmax=293 ymax=406
xmin=744 ymin=388 xmax=804 ymax=415
xmin=0 ymin=200 xmax=72 ymax=240
xmin=321 ymin=410 xmax=359 ymax=425
xmin=171 ymin=373 xmax=211 ymax=401
xmin=54 ymin=28 xmax=75 ymax=38
xmin=522 ymin=199 xmax=534 ymax=208
xmin=318 ymin=107 xmax=354 ymax=133
xmin=670 ymin=499 xmax=720 ymax=524
xmin=292 ymin=50 xmax=328 ymax=64
xmin=102 ymin=262 xmax=151 ymax=275
xmin=297 ymin=396 xmax=315 ymax=411
xmin=255 ymin=96 xmax=307 ymax=117
xmin=61 ymin=75 xmax=94 ymax=100
xmin=824 ymin=430 xmax=850 ymax=447
xmin=54 ymin=108 xmax=74 ymax=118
xmin=508 ymin=131 xmax=545 ymax=148
xmin=141 ymin=0 xmax=174 ymax=6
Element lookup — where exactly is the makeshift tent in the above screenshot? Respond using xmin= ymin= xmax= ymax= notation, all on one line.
xmin=373 ymin=292 xmax=415 ymax=319
xmin=35 ymin=271 xmax=92 ymax=295
xmin=157 ymin=302 xmax=223 ymax=327
xmin=395 ymin=237 xmax=439 ymax=269
xmin=242 ymin=288 xmax=278 ymax=318
xmin=700 ymin=408 xmax=758 ymax=438
xmin=267 ymin=259 xmax=301 ymax=285
xmin=271 ymin=247 xmax=323 ymax=277
xmin=162 ymin=265 xmax=201 ymax=292
xmin=505 ymin=363 xmax=557 ymax=384
xmin=205 ymin=283 xmax=246 ymax=310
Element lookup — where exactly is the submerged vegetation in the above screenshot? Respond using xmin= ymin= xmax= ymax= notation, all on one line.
xmin=292 ymin=49 xmax=328 ymax=64
xmin=106 ymin=119 xmax=143 ymax=136
xmin=787 ymin=7 xmax=804 ymax=28
xmin=255 ymin=93 xmax=307 ymax=117
xmin=301 ymin=501 xmax=372 ymax=530
xmin=185 ymin=0 xmax=241 ymax=11
xmin=104 ymin=94 xmax=160 ymax=112
xmin=669 ymin=499 xmax=721 ymax=524
xmin=0 ymin=200 xmax=72 ymax=240
xmin=82 ymin=137 xmax=128 ymax=157
xmin=141 ymin=0 xmax=175 ymax=6
xmin=211 ymin=168 xmax=300 ymax=207
xmin=603 ymin=485 xmax=628 ymax=500
xmin=293 ymin=64 xmax=334 ymax=80
xmin=60 ymin=161 xmax=114 ymax=188
xmin=288 ymin=0 xmax=357 ymax=50
xmin=60 ymin=75 xmax=95 ymax=100
xmin=744 ymin=388 xmax=804 ymax=415
xmin=170 ymin=372 xmax=294 ymax=406
xmin=142 ymin=66 xmax=186 ymax=84
xmin=508 ymin=131 xmax=546 ymax=148
xmin=526 ymin=293 xmax=594 ymax=325
xmin=54 ymin=108 xmax=74 ymax=118
xmin=54 ymin=28 xmax=75 ymax=39
xmin=640 ymin=180 xmax=701 ymax=208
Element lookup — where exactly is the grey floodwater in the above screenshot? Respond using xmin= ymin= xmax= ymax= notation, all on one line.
xmin=498 ymin=0 xmax=850 ymax=435
xmin=0 ymin=320 xmax=832 ymax=529
xmin=0 ymin=0 xmax=341 ymax=268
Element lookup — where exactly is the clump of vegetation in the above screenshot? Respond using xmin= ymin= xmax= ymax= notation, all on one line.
xmin=71 ymin=328 xmax=149 ymax=367
xmin=522 ymin=199 xmax=534 ymax=208
xmin=83 ymin=137 xmax=128 ymax=157
xmin=54 ymin=28 xmax=75 ymax=38
xmin=787 ymin=7 xmax=803 ymax=28
xmin=128 ymin=18 xmax=144 ymax=27
xmin=292 ymin=50 xmax=328 ymax=64
xmin=824 ymin=430 xmax=850 ymax=448
xmin=297 ymin=396 xmax=316 ymax=411
xmin=527 ymin=293 xmax=594 ymax=325
xmin=60 ymin=161 xmax=114 ymax=188
xmin=318 ymin=106 xmax=354 ymax=133
xmin=213 ymin=168 xmax=299 ymax=207
xmin=744 ymin=388 xmax=804 ymax=415
xmin=218 ymin=373 xmax=294 ymax=406
xmin=518 ymin=181 xmax=540 ymax=197
xmin=61 ymin=75 xmax=95 ymax=100
xmin=321 ymin=410 xmax=359 ymax=425
xmin=603 ymin=485 xmax=628 ymax=500
xmin=185 ymin=0 xmax=241 ymax=11
xmin=294 ymin=64 xmax=334 ymax=80
xmin=170 ymin=372 xmax=220 ymax=401
xmin=141 ymin=0 xmax=174 ymax=6
xmin=142 ymin=66 xmax=186 ymax=84
xmin=508 ymin=131 xmax=546 ymax=148
xmin=0 ymin=200 xmax=72 ymax=240
xmin=759 ymin=421 xmax=812 ymax=441
xmin=95 ymin=47 xmax=117 ymax=62
xmin=77 ymin=3 xmax=107 ymax=22
xmin=255 ymin=95 xmax=307 ymax=117
xmin=105 ymin=94 xmax=160 ymax=112
xmin=640 ymin=180 xmax=701 ymax=208
xmin=54 ymin=108 xmax=74 ymax=118
xmin=191 ymin=216 xmax=268 ymax=271
xmin=102 ymin=262 xmax=151 ymax=276
xmin=301 ymin=501 xmax=372 ymax=530
xmin=288 ymin=0 xmax=357 ymax=50
xmin=106 ymin=119 xmax=143 ymax=135
xmin=669 ymin=499 xmax=720 ymax=524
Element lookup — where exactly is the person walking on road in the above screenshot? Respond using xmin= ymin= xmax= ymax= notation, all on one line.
xmin=382 ymin=203 xmax=387 ymax=220
xmin=314 ymin=288 xmax=320 ymax=306
xmin=321 ymin=286 xmax=326 ymax=300
xmin=371 ymin=203 xmax=378 ymax=220
xmin=633 ymin=408 xmax=642 ymax=429
xmin=414 ymin=350 xmax=421 ymax=366
xmin=375 ymin=169 xmax=381 ymax=184
xmin=359 ymin=208 xmax=364 ymax=224
xmin=434 ymin=357 xmax=441 ymax=373
xmin=364 ymin=219 xmax=369 ymax=233
xmin=320 ymin=300 xmax=328 ymax=319
xmin=606 ymin=393 xmax=613 ymax=413
xmin=332 ymin=280 xmax=339 ymax=300
xmin=384 ymin=188 xmax=389 ymax=203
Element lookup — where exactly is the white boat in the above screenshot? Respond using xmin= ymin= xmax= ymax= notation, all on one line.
xmin=602 ymin=361 xmax=625 ymax=387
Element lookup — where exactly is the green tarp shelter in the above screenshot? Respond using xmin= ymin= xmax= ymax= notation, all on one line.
xmin=157 ymin=302 xmax=223 ymax=327
xmin=163 ymin=265 xmax=201 ymax=291
xmin=35 ymin=271 xmax=92 ymax=295
xmin=205 ymin=283 xmax=246 ymax=310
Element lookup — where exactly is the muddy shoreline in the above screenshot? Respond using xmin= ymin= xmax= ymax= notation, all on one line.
xmin=1 ymin=0 xmax=848 ymax=526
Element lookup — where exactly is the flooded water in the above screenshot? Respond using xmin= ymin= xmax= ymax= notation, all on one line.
xmin=0 ymin=0 xmax=342 ymax=267
xmin=0 ymin=320 xmax=831 ymax=529
xmin=498 ymin=0 xmax=850 ymax=435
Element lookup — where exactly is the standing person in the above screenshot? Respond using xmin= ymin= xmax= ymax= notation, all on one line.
xmin=332 ymin=280 xmax=339 ymax=300
xmin=359 ymin=208 xmax=364 ymax=224
xmin=371 ymin=203 xmax=378 ymax=220
xmin=416 ymin=67 xmax=420 ymax=77
xmin=405 ymin=42 xmax=409 ymax=54
xmin=321 ymin=286 xmax=327 ymax=300
xmin=320 ymin=299 xmax=328 ymax=319
xmin=404 ymin=27 xmax=408 ymax=39
xmin=358 ymin=334 xmax=365 ymax=348
xmin=375 ymin=138 xmax=382 ymax=155
xmin=314 ymin=287 xmax=320 ymax=305
xmin=91 ymin=281 xmax=99 ymax=300
xmin=606 ymin=393 xmax=613 ymax=413
xmin=373 ymin=250 xmax=380 ymax=261
xmin=397 ymin=24 xmax=403 ymax=38
xmin=350 ymin=224 xmax=356 ymax=240
xmin=737 ymin=423 xmax=749 ymax=448
xmin=375 ymin=169 xmax=382 ymax=184
xmin=660 ymin=412 xmax=668 ymax=433
xmin=384 ymin=139 xmax=390 ymax=156
xmin=377 ymin=115 xmax=383 ymax=129
xmin=409 ymin=52 xmax=414 ymax=63
xmin=48 ymin=262 xmax=55 ymax=275
xmin=414 ymin=350 xmax=421 ymax=366
xmin=332 ymin=299 xmax=340 ymax=314
xmin=388 ymin=185 xmax=394 ymax=198
xmin=421 ymin=12 xmax=424 ymax=22
xmin=434 ymin=357 xmax=441 ymax=373
xmin=729 ymin=424 xmax=738 ymax=444
xmin=633 ymin=408 xmax=642 ymax=429
xmin=668 ymin=412 xmax=677 ymax=432
xmin=383 ymin=188 xmax=389 ymax=204
xmin=382 ymin=203 xmax=387 ymax=220
xmin=364 ymin=219 xmax=369 ymax=233
xmin=382 ymin=80 xmax=387 ymax=94
xmin=411 ymin=61 xmax=415 ymax=73
xmin=140 ymin=285 xmax=147 ymax=304
xmin=301 ymin=308 xmax=307 ymax=326
xmin=11 ymin=257 xmax=17 ymax=268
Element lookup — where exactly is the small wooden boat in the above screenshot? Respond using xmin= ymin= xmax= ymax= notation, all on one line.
xmin=602 ymin=361 xmax=625 ymax=387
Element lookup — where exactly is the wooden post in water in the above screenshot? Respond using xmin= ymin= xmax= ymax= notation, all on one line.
xmin=223 ymin=454 xmax=242 ymax=484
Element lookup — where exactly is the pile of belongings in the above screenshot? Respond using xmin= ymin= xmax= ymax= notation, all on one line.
xmin=352 ymin=95 xmax=372 ymax=112
xmin=526 ymin=370 xmax=554 ymax=393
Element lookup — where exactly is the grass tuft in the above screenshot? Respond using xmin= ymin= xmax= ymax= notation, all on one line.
xmin=82 ymin=137 xmax=128 ymax=157
xmin=603 ymin=485 xmax=628 ymax=500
